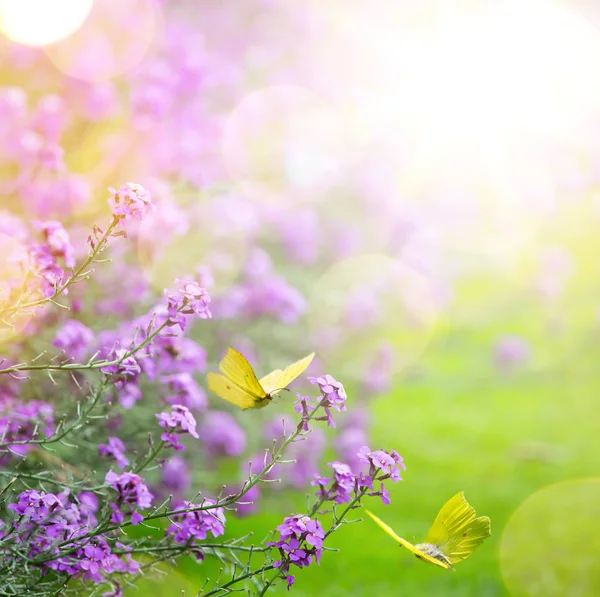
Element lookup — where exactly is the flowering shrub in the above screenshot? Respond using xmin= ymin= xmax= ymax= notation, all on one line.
xmin=0 ymin=179 xmax=408 ymax=596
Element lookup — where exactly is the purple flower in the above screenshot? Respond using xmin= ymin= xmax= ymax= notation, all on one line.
xmin=268 ymin=514 xmax=325 ymax=583
xmin=0 ymin=400 xmax=55 ymax=460
xmin=102 ymin=583 xmax=123 ymax=597
xmin=53 ymin=319 xmax=94 ymax=361
xmin=294 ymin=394 xmax=316 ymax=431
xmin=101 ymin=348 xmax=141 ymax=387
xmin=357 ymin=445 xmax=405 ymax=482
xmin=167 ymin=499 xmax=226 ymax=546
xmin=334 ymin=425 xmax=369 ymax=471
xmin=155 ymin=336 xmax=207 ymax=374
xmin=161 ymin=373 xmax=207 ymax=411
xmin=6 ymin=488 xmax=140 ymax=582
xmin=105 ymin=472 xmax=153 ymax=524
xmin=98 ymin=437 xmax=129 ymax=468
xmin=108 ymin=183 xmax=154 ymax=224
xmin=116 ymin=382 xmax=142 ymax=409
xmin=199 ymin=411 xmax=246 ymax=457
xmin=327 ymin=462 xmax=357 ymax=504
xmin=379 ymin=483 xmax=391 ymax=505
xmin=34 ymin=220 xmax=76 ymax=268
xmin=29 ymin=244 xmax=65 ymax=297
xmin=493 ymin=335 xmax=531 ymax=373
xmin=309 ymin=374 xmax=347 ymax=411
xmin=161 ymin=456 xmax=191 ymax=494
xmin=156 ymin=404 xmax=199 ymax=450
xmin=165 ymin=279 xmax=212 ymax=327
xmin=8 ymin=490 xmax=61 ymax=522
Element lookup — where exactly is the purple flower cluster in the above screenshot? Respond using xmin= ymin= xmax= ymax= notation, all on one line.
xmin=28 ymin=244 xmax=65 ymax=298
xmin=312 ymin=446 xmax=405 ymax=506
xmin=357 ymin=445 xmax=405 ymax=482
xmin=199 ymin=410 xmax=247 ymax=458
xmin=160 ymin=455 xmax=191 ymax=499
xmin=25 ymin=220 xmax=77 ymax=298
xmin=53 ymin=319 xmax=95 ymax=361
xmin=295 ymin=373 xmax=347 ymax=430
xmin=98 ymin=437 xmax=129 ymax=469
xmin=312 ymin=461 xmax=357 ymax=504
xmin=156 ymin=404 xmax=200 ymax=450
xmin=34 ymin=220 xmax=76 ymax=268
xmin=309 ymin=374 xmax=347 ymax=411
xmin=167 ymin=499 xmax=226 ymax=558
xmin=216 ymin=249 xmax=306 ymax=324
xmin=108 ymin=183 xmax=154 ymax=225
xmin=161 ymin=372 xmax=207 ymax=411
xmin=101 ymin=348 xmax=142 ymax=388
xmin=165 ymin=279 xmax=212 ymax=331
xmin=105 ymin=472 xmax=153 ymax=525
xmin=0 ymin=399 xmax=54 ymax=460
xmin=268 ymin=515 xmax=325 ymax=589
xmin=7 ymin=490 xmax=139 ymax=583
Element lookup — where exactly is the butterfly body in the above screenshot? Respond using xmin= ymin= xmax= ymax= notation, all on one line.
xmin=366 ymin=492 xmax=490 ymax=571
xmin=208 ymin=347 xmax=315 ymax=410
xmin=415 ymin=543 xmax=453 ymax=569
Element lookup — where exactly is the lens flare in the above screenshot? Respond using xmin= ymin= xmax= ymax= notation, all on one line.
xmin=307 ymin=0 xmax=600 ymax=256
xmin=43 ymin=0 xmax=160 ymax=82
xmin=0 ymin=0 xmax=93 ymax=47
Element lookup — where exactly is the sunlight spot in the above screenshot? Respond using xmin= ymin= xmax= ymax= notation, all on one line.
xmin=0 ymin=0 xmax=93 ymax=46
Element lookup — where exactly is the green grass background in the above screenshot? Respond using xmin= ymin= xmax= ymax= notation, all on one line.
xmin=131 ymin=209 xmax=600 ymax=596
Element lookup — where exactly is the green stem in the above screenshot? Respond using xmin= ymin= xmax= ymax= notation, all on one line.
xmin=133 ymin=441 xmax=165 ymax=474
xmin=0 ymin=472 xmax=105 ymax=495
xmin=0 ymin=311 xmax=170 ymax=376
xmin=201 ymin=565 xmax=275 ymax=597
xmin=0 ymin=378 xmax=110 ymax=449
xmin=0 ymin=217 xmax=118 ymax=321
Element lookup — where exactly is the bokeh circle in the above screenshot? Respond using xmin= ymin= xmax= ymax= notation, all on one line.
xmin=222 ymin=85 xmax=348 ymax=206
xmin=43 ymin=0 xmax=161 ymax=83
xmin=307 ymin=254 xmax=438 ymax=384
xmin=500 ymin=478 xmax=600 ymax=597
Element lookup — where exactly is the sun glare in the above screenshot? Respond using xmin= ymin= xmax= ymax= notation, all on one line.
xmin=348 ymin=0 xmax=600 ymax=156
xmin=317 ymin=0 xmax=600 ymax=254
xmin=414 ymin=1 xmax=600 ymax=146
xmin=0 ymin=0 xmax=93 ymax=46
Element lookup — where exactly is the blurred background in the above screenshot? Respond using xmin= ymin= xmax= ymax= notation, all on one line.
xmin=2 ymin=0 xmax=600 ymax=595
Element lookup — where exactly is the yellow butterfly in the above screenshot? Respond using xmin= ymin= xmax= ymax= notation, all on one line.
xmin=366 ymin=492 xmax=491 ymax=570
xmin=207 ymin=347 xmax=315 ymax=410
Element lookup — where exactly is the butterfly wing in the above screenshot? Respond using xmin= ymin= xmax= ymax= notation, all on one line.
xmin=365 ymin=510 xmax=450 ymax=570
xmin=207 ymin=373 xmax=261 ymax=410
xmin=424 ymin=492 xmax=491 ymax=564
xmin=438 ymin=516 xmax=491 ymax=564
xmin=218 ymin=347 xmax=266 ymax=399
xmin=267 ymin=353 xmax=315 ymax=396
xmin=259 ymin=369 xmax=284 ymax=395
